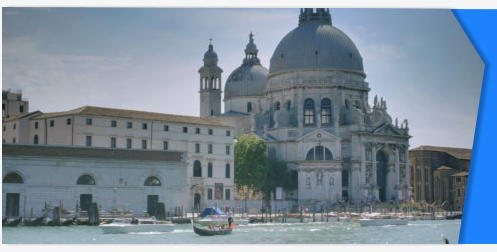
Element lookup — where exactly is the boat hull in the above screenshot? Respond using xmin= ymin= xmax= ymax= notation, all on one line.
xmin=192 ymin=223 xmax=232 ymax=236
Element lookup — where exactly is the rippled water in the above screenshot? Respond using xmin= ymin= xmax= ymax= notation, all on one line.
xmin=2 ymin=220 xmax=460 ymax=244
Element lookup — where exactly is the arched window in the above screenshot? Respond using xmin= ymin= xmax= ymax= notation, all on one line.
xmin=3 ymin=172 xmax=23 ymax=183
xmin=303 ymin=99 xmax=315 ymax=125
xmin=306 ymin=146 xmax=333 ymax=160
xmin=77 ymin=174 xmax=95 ymax=185
xmin=193 ymin=160 xmax=202 ymax=177
xmin=286 ymin=100 xmax=291 ymax=110
xmin=274 ymin=102 xmax=280 ymax=111
xmin=33 ymin=134 xmax=39 ymax=144
xmin=144 ymin=176 xmax=161 ymax=186
xmin=247 ymin=102 xmax=252 ymax=113
xmin=321 ymin=98 xmax=332 ymax=125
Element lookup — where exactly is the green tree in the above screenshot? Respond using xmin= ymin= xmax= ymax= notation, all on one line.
xmin=234 ymin=134 xmax=296 ymax=210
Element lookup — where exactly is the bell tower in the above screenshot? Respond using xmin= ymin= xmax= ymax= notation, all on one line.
xmin=198 ymin=40 xmax=223 ymax=117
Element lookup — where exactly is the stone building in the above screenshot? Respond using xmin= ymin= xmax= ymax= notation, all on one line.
xmin=409 ymin=145 xmax=471 ymax=210
xmin=210 ymin=8 xmax=411 ymax=207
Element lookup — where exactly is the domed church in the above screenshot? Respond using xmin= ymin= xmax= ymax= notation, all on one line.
xmin=198 ymin=8 xmax=411 ymax=207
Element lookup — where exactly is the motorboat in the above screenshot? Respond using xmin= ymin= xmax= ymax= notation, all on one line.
xmin=194 ymin=207 xmax=231 ymax=225
xmin=99 ymin=217 xmax=175 ymax=234
xmin=192 ymin=222 xmax=233 ymax=236
xmin=358 ymin=212 xmax=408 ymax=227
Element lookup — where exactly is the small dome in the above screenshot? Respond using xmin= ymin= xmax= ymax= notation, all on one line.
xmin=269 ymin=9 xmax=364 ymax=75
xmin=203 ymin=43 xmax=219 ymax=66
xmin=225 ymin=32 xmax=268 ymax=99
xmin=225 ymin=64 xmax=269 ymax=99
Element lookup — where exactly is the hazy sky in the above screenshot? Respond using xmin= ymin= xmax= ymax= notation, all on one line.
xmin=2 ymin=8 xmax=483 ymax=149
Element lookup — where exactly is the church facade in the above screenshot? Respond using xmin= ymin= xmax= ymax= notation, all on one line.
xmin=202 ymin=8 xmax=411 ymax=206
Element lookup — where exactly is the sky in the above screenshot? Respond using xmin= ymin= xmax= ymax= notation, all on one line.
xmin=2 ymin=8 xmax=483 ymax=149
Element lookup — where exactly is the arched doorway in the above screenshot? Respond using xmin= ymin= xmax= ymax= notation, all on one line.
xmin=194 ymin=193 xmax=201 ymax=211
xmin=376 ymin=151 xmax=388 ymax=202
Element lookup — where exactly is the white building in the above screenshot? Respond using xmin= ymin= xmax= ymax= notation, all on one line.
xmin=3 ymin=106 xmax=235 ymax=217
xmin=3 ymin=144 xmax=188 ymax=218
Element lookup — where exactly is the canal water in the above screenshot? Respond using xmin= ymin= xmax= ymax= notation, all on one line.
xmin=2 ymin=220 xmax=460 ymax=244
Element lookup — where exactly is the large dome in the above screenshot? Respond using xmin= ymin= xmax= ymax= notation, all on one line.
xmin=224 ymin=33 xmax=269 ymax=100
xmin=269 ymin=9 xmax=364 ymax=76
xmin=225 ymin=64 xmax=268 ymax=99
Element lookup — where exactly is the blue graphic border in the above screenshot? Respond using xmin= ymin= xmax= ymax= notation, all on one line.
xmin=452 ymin=10 xmax=497 ymax=244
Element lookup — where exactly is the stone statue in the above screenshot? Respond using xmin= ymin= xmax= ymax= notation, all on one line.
xmin=374 ymin=95 xmax=378 ymax=108
xmin=316 ymin=171 xmax=323 ymax=185
xmin=403 ymin=119 xmax=409 ymax=129
xmin=329 ymin=176 xmax=335 ymax=186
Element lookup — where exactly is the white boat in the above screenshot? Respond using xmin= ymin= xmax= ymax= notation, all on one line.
xmin=99 ymin=217 xmax=175 ymax=234
xmin=358 ymin=212 xmax=408 ymax=227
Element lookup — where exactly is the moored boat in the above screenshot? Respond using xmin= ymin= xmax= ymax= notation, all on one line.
xmin=99 ymin=217 xmax=175 ymax=234
xmin=3 ymin=217 xmax=23 ymax=227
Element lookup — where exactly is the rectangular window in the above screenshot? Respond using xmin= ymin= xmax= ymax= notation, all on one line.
xmin=208 ymin=129 xmax=213 ymax=135
xmin=111 ymin=120 xmax=117 ymax=127
xmin=50 ymin=120 xmax=54 ymax=127
xmin=196 ymin=128 xmax=200 ymax=134
xmin=164 ymin=125 xmax=169 ymax=131
xmin=20 ymin=105 xmax=24 ymax=113
xmin=34 ymin=121 xmax=39 ymax=129
xmin=225 ymin=164 xmax=231 ymax=178
xmin=66 ymin=118 xmax=71 ymax=125
xmin=142 ymin=139 xmax=147 ymax=149
xmin=208 ymin=189 xmax=213 ymax=200
xmin=208 ymin=163 xmax=213 ymax=178
xmin=111 ymin=137 xmax=116 ymax=148
xmin=208 ymin=144 xmax=213 ymax=154
xmin=127 ymin=122 xmax=133 ymax=129
xmin=195 ymin=143 xmax=200 ymax=153
xmin=163 ymin=141 xmax=168 ymax=150
xmin=86 ymin=118 xmax=92 ymax=125
xmin=226 ymin=145 xmax=230 ymax=155
xmin=142 ymin=123 xmax=148 ymax=130
xmin=13 ymin=123 xmax=16 ymax=130
xmin=126 ymin=138 xmax=132 ymax=149
xmin=13 ymin=138 xmax=16 ymax=144
xmin=183 ymin=126 xmax=188 ymax=133
xmin=225 ymin=189 xmax=230 ymax=200
xmin=226 ymin=130 xmax=231 ymax=137
xmin=86 ymin=136 xmax=92 ymax=147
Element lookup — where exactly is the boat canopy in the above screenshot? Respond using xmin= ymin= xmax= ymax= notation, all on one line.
xmin=199 ymin=207 xmax=226 ymax=218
